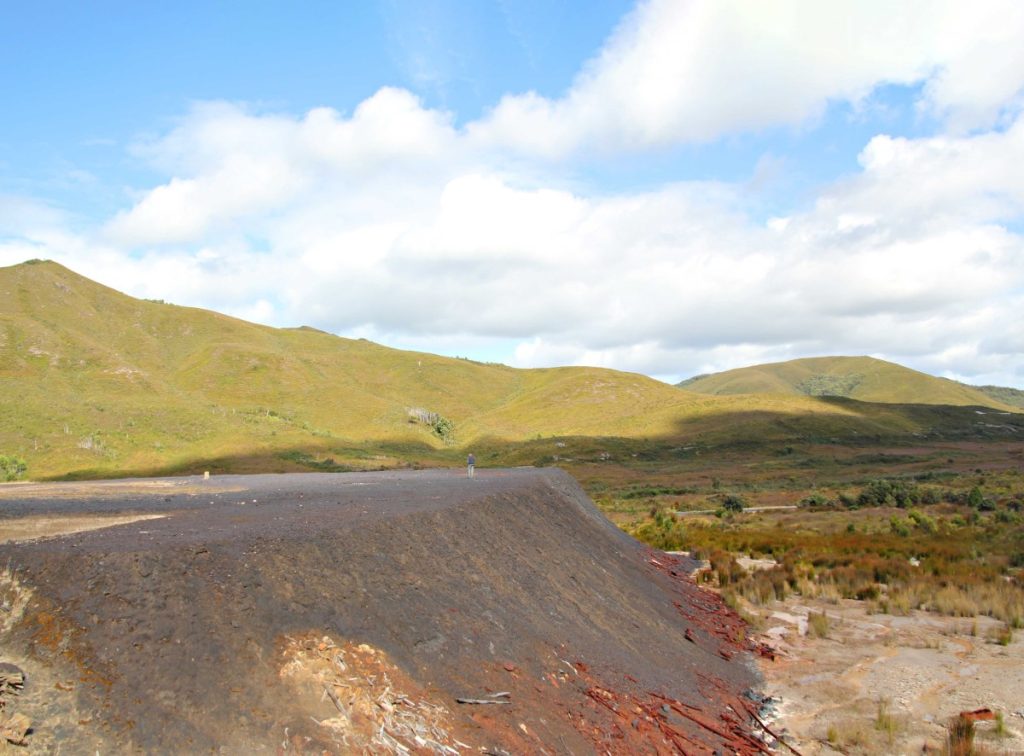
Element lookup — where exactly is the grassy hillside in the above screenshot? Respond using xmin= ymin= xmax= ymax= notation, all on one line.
xmin=973 ymin=384 xmax=1024 ymax=409
xmin=676 ymin=356 xmax=1018 ymax=410
xmin=2 ymin=261 xmax=1020 ymax=480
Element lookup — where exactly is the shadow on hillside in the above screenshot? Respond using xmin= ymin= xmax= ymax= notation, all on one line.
xmin=51 ymin=440 xmax=455 ymax=481
xmin=49 ymin=397 xmax=1023 ymax=481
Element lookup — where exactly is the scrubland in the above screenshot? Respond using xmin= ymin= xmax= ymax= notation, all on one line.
xmin=591 ymin=438 xmax=1024 ymax=754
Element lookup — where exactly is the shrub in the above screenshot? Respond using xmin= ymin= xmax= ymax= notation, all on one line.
xmin=722 ymin=494 xmax=745 ymax=513
xmin=995 ymin=710 xmax=1007 ymax=738
xmin=967 ymin=486 xmax=984 ymax=508
xmin=630 ymin=509 xmax=686 ymax=551
xmin=0 ymin=455 xmax=27 ymax=482
xmin=889 ymin=516 xmax=911 ymax=537
xmin=995 ymin=509 xmax=1020 ymax=525
xmin=431 ymin=415 xmax=455 ymax=442
xmin=946 ymin=715 xmax=974 ymax=756
xmin=807 ymin=610 xmax=830 ymax=638
xmin=800 ymin=492 xmax=830 ymax=508
xmin=859 ymin=478 xmax=920 ymax=508
xmin=875 ymin=699 xmax=899 ymax=744
xmin=908 ymin=509 xmax=937 ymax=534
xmin=988 ymin=623 xmax=1013 ymax=646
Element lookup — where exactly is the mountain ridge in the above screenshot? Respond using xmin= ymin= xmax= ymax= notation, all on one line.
xmin=2 ymin=260 xmax=1019 ymax=479
xmin=676 ymin=355 xmax=1018 ymax=411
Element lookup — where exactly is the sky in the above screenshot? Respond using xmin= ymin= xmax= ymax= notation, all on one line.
xmin=2 ymin=0 xmax=1024 ymax=388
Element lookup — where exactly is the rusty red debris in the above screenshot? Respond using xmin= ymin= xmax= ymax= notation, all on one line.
xmin=959 ymin=708 xmax=996 ymax=722
xmin=570 ymin=667 xmax=771 ymax=755
xmin=648 ymin=548 xmax=777 ymax=662
xmin=547 ymin=548 xmax=787 ymax=754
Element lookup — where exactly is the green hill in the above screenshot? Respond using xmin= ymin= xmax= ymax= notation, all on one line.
xmin=972 ymin=384 xmax=1024 ymax=409
xmin=2 ymin=261 xmax=1020 ymax=480
xmin=676 ymin=356 xmax=1018 ymax=410
xmin=0 ymin=260 xmax=718 ymax=477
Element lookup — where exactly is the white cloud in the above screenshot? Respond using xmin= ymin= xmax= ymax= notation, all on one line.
xmin=471 ymin=0 xmax=1024 ymax=156
xmin=9 ymin=107 xmax=1024 ymax=385
xmin=5 ymin=0 xmax=1024 ymax=388
xmin=104 ymin=89 xmax=459 ymax=246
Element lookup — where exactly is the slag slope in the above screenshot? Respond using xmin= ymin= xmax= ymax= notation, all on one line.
xmin=0 ymin=468 xmax=765 ymax=753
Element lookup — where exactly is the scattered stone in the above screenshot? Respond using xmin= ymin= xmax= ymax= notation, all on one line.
xmin=0 ymin=712 xmax=30 ymax=745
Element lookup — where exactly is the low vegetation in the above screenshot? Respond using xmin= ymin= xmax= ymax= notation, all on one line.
xmin=946 ymin=714 xmax=975 ymax=756
xmin=621 ymin=459 xmax=1024 ymax=627
xmin=0 ymin=455 xmax=27 ymax=482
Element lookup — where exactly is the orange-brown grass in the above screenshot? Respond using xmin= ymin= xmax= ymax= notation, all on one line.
xmin=628 ymin=494 xmax=1024 ymax=623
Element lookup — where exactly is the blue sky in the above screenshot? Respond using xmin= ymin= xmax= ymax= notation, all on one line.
xmin=2 ymin=0 xmax=1024 ymax=387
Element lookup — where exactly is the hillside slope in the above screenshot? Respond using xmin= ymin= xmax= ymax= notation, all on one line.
xmin=973 ymin=384 xmax=1024 ymax=409
xmin=677 ymin=355 xmax=1017 ymax=410
xmin=2 ymin=261 xmax=1020 ymax=479
xmin=0 ymin=260 xmax=713 ymax=476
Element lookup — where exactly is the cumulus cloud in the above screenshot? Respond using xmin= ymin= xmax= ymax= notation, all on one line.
xmin=105 ymin=89 xmax=459 ymax=246
xmin=471 ymin=0 xmax=1024 ymax=155
xmin=5 ymin=0 xmax=1024 ymax=387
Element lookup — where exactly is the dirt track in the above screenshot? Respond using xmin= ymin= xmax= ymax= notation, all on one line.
xmin=0 ymin=468 xmax=765 ymax=753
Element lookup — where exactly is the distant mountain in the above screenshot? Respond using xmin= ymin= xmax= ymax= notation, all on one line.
xmin=972 ymin=384 xmax=1024 ymax=409
xmin=2 ymin=261 xmax=1020 ymax=480
xmin=676 ymin=356 xmax=1018 ymax=411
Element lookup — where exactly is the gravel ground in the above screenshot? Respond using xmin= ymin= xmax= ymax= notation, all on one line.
xmin=755 ymin=596 xmax=1024 ymax=754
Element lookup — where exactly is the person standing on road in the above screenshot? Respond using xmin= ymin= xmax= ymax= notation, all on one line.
xmin=467 ymin=452 xmax=476 ymax=478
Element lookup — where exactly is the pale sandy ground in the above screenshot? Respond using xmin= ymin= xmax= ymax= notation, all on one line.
xmin=0 ymin=513 xmax=166 ymax=543
xmin=753 ymin=596 xmax=1024 ymax=755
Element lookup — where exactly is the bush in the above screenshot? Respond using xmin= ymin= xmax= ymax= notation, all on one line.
xmin=807 ymin=610 xmax=830 ymax=638
xmin=630 ymin=509 xmax=686 ymax=551
xmin=0 ymin=455 xmax=27 ymax=482
xmin=837 ymin=492 xmax=858 ymax=508
xmin=875 ymin=699 xmax=899 ymax=744
xmin=858 ymin=478 xmax=920 ymax=508
xmin=889 ymin=516 xmax=911 ymax=537
xmin=722 ymin=494 xmax=745 ymax=513
xmin=995 ymin=509 xmax=1020 ymax=525
xmin=908 ymin=509 xmax=937 ymax=534
xmin=946 ymin=715 xmax=974 ymax=756
xmin=431 ymin=416 xmax=454 ymax=441
xmin=967 ymin=485 xmax=984 ymax=508
xmin=800 ymin=492 xmax=830 ymax=508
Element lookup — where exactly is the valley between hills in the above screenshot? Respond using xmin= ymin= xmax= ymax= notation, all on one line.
xmin=1 ymin=259 xmax=1023 ymax=754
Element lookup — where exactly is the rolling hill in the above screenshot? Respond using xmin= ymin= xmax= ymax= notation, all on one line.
xmin=2 ymin=261 xmax=1020 ymax=479
xmin=677 ymin=355 xmax=1018 ymax=410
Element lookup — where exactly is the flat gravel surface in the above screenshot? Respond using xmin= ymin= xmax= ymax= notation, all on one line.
xmin=0 ymin=468 xmax=538 ymax=550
